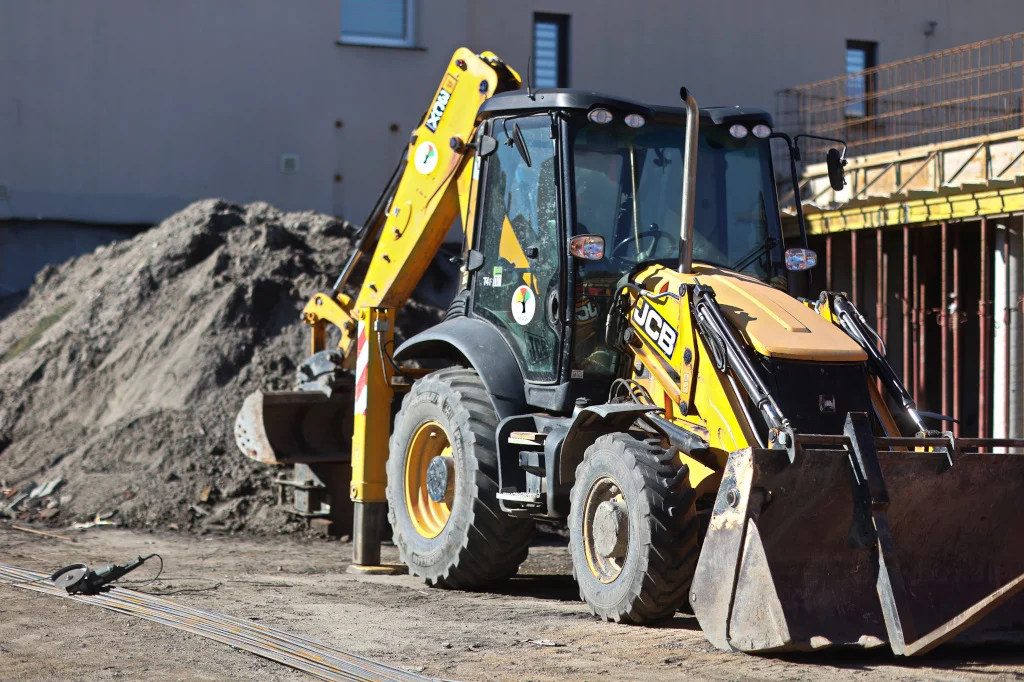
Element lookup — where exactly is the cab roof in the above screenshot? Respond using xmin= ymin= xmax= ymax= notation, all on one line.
xmin=477 ymin=88 xmax=773 ymax=128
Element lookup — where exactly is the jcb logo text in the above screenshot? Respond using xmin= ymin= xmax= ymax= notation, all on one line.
xmin=631 ymin=299 xmax=678 ymax=356
xmin=425 ymin=89 xmax=452 ymax=132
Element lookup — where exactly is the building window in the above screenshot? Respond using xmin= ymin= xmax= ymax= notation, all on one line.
xmin=340 ymin=0 xmax=415 ymax=48
xmin=845 ymin=40 xmax=877 ymax=118
xmin=533 ymin=13 xmax=569 ymax=88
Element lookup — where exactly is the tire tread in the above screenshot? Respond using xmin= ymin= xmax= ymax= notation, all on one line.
xmin=387 ymin=368 xmax=534 ymax=589
xmin=568 ymin=432 xmax=699 ymax=624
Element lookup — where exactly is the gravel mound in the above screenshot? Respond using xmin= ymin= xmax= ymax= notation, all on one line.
xmin=0 ymin=200 xmax=442 ymax=534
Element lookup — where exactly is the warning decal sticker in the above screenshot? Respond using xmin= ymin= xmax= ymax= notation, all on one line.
xmin=512 ymin=285 xmax=536 ymax=325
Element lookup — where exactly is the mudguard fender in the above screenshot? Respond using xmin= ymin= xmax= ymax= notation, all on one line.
xmin=394 ymin=316 xmax=527 ymax=420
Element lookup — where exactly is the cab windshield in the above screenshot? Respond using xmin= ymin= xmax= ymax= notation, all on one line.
xmin=571 ymin=119 xmax=783 ymax=281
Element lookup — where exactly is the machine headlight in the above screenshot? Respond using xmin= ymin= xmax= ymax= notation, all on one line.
xmin=588 ymin=108 xmax=614 ymax=124
xmin=624 ymin=113 xmax=646 ymax=128
xmin=729 ymin=124 xmax=748 ymax=139
xmin=752 ymin=124 xmax=772 ymax=139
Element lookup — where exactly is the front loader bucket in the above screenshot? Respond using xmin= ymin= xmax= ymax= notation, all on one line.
xmin=234 ymin=389 xmax=352 ymax=465
xmin=690 ymin=417 xmax=1024 ymax=655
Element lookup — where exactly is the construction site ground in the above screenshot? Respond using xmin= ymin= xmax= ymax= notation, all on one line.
xmin=2 ymin=527 xmax=1023 ymax=682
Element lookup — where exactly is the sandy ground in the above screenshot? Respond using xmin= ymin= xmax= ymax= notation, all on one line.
xmin=1 ymin=527 xmax=1023 ymax=682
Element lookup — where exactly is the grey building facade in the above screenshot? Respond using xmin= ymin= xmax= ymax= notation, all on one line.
xmin=2 ymin=1 xmax=1021 ymax=231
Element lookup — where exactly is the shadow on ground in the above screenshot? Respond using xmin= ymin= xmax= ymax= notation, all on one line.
xmin=777 ymin=642 xmax=1024 ymax=675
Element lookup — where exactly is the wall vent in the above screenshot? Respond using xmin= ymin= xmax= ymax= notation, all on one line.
xmin=280 ymin=155 xmax=300 ymax=174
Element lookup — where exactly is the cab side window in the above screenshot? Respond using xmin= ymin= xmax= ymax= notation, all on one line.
xmin=473 ymin=116 xmax=561 ymax=383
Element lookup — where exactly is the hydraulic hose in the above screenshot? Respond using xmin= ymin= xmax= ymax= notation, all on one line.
xmin=691 ymin=283 xmax=790 ymax=438
xmin=831 ymin=294 xmax=928 ymax=434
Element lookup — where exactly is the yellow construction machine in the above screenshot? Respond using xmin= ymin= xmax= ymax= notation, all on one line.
xmin=235 ymin=48 xmax=1024 ymax=654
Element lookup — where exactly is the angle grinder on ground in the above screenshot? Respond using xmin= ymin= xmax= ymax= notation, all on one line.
xmin=50 ymin=554 xmax=159 ymax=595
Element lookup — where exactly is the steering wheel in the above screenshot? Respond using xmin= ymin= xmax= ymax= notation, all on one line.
xmin=609 ymin=224 xmax=673 ymax=267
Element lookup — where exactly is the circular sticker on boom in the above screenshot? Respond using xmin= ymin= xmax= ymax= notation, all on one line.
xmin=512 ymin=285 xmax=536 ymax=325
xmin=414 ymin=141 xmax=439 ymax=175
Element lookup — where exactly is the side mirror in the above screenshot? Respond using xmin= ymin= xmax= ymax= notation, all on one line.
xmin=510 ymin=122 xmax=532 ymax=168
xmin=569 ymin=234 xmax=605 ymax=261
xmin=785 ymin=248 xmax=817 ymax=271
xmin=826 ymin=148 xmax=847 ymax=191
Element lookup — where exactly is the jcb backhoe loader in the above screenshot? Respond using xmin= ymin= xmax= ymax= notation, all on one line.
xmin=235 ymin=48 xmax=1024 ymax=654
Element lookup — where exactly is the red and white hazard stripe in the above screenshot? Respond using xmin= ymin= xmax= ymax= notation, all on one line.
xmin=354 ymin=320 xmax=369 ymax=416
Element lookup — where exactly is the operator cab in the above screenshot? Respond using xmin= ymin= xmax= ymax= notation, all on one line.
xmin=467 ymin=89 xmax=785 ymax=413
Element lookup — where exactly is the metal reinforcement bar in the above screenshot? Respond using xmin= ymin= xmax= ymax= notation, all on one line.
xmin=0 ymin=564 xmax=435 ymax=682
xmin=776 ymin=32 xmax=1024 ymax=157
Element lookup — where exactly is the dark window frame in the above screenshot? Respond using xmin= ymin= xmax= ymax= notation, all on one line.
xmin=845 ymin=39 xmax=878 ymax=119
xmin=339 ymin=0 xmax=417 ymax=49
xmin=533 ymin=13 xmax=570 ymax=89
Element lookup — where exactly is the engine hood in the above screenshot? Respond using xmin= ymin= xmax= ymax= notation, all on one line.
xmin=691 ymin=266 xmax=867 ymax=362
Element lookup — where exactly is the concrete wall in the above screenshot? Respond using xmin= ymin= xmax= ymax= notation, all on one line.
xmin=474 ymin=0 xmax=1024 ymax=115
xmin=2 ymin=0 xmax=1021 ymax=226
xmin=0 ymin=0 xmax=470 ymax=225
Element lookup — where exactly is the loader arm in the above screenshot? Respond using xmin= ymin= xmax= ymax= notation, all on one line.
xmin=814 ymin=290 xmax=929 ymax=435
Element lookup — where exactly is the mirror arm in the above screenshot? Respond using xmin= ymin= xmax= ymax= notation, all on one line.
xmin=770 ymin=132 xmax=809 ymax=252
xmin=794 ymin=133 xmax=848 ymax=160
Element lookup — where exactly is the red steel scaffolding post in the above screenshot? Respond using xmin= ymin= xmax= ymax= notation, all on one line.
xmin=826 ymin=233 xmax=833 ymax=291
xmin=874 ymin=228 xmax=884 ymax=394
xmin=919 ymin=277 xmax=927 ymax=409
xmin=1004 ymin=230 xmax=1012 ymax=440
xmin=851 ymin=230 xmax=859 ymax=304
xmin=980 ymin=217 xmax=991 ymax=439
xmin=941 ymin=222 xmax=951 ymax=423
xmin=913 ymin=233 xmax=924 ymax=407
xmin=953 ymin=227 xmax=962 ymax=437
xmin=903 ymin=225 xmax=911 ymax=390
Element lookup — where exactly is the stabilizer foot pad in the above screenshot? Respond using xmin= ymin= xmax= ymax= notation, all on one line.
xmin=346 ymin=564 xmax=409 ymax=576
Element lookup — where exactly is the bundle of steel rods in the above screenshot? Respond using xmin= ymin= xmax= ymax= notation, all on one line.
xmin=0 ymin=563 xmax=434 ymax=682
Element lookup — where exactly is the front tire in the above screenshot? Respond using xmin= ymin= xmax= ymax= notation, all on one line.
xmin=386 ymin=367 xmax=534 ymax=588
xmin=568 ymin=432 xmax=699 ymax=623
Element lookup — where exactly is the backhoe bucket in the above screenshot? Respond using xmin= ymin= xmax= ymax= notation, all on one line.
xmin=690 ymin=416 xmax=1024 ymax=655
xmin=234 ymin=389 xmax=352 ymax=465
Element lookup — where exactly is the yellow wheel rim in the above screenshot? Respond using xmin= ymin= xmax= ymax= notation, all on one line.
xmin=582 ymin=476 xmax=627 ymax=583
xmin=404 ymin=420 xmax=453 ymax=539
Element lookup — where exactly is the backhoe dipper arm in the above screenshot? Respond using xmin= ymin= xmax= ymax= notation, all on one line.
xmin=300 ymin=49 xmax=521 ymax=362
xmin=296 ymin=50 xmax=521 ymax=568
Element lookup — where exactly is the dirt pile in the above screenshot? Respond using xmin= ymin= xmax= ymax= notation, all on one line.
xmin=0 ymin=200 xmax=442 ymax=534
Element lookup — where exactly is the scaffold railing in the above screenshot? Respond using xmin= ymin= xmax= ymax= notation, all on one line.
xmin=776 ymin=33 xmax=1024 ymax=158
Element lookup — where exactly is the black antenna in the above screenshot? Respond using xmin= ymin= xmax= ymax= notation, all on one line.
xmin=527 ymin=54 xmax=534 ymax=99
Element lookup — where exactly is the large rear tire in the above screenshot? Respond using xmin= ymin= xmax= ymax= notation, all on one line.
xmin=568 ymin=432 xmax=699 ymax=623
xmin=386 ymin=367 xmax=534 ymax=588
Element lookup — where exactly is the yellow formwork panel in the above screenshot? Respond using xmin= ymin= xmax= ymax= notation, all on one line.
xmin=786 ymin=186 xmax=1024 ymax=235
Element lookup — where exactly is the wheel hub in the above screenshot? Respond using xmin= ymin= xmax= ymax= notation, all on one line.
xmin=582 ymin=477 xmax=628 ymax=583
xmin=426 ymin=455 xmax=455 ymax=504
xmin=404 ymin=421 xmax=454 ymax=539
xmin=592 ymin=499 xmax=628 ymax=559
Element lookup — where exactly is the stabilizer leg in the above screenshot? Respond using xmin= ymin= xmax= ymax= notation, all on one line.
xmin=347 ymin=307 xmax=405 ymax=575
